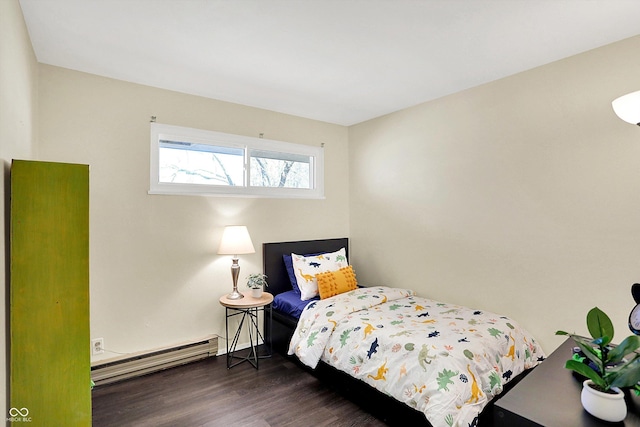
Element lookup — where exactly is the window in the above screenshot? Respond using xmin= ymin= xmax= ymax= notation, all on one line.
xmin=150 ymin=123 xmax=324 ymax=198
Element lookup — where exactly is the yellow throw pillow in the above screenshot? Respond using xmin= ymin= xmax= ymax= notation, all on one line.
xmin=316 ymin=265 xmax=358 ymax=299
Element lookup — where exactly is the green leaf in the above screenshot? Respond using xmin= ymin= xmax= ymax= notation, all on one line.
xmin=557 ymin=307 xmax=640 ymax=391
xmin=592 ymin=337 xmax=608 ymax=346
xmin=569 ymin=336 xmax=603 ymax=368
xmin=607 ymin=335 xmax=640 ymax=364
xmin=609 ymin=358 xmax=640 ymax=389
xmin=444 ymin=414 xmax=454 ymax=427
xmin=565 ymin=359 xmax=606 ymax=388
xmin=586 ymin=307 xmax=613 ymax=346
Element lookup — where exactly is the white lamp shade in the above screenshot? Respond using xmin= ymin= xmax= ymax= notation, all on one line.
xmin=612 ymin=90 xmax=640 ymax=125
xmin=217 ymin=225 xmax=255 ymax=255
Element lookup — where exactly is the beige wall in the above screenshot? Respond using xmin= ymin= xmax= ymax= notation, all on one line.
xmin=349 ymin=35 xmax=640 ymax=353
xmin=0 ymin=0 xmax=38 ymax=416
xmin=6 ymin=0 xmax=640 ymax=403
xmin=0 ymin=0 xmax=38 ymax=419
xmin=36 ymin=65 xmax=349 ymax=361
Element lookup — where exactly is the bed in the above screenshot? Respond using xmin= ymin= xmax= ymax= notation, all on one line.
xmin=263 ymin=238 xmax=545 ymax=427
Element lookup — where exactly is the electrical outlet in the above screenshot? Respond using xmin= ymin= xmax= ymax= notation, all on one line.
xmin=91 ymin=338 xmax=104 ymax=355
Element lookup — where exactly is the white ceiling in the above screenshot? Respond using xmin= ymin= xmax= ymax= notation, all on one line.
xmin=19 ymin=0 xmax=640 ymax=126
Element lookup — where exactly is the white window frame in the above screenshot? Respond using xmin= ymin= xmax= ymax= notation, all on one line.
xmin=150 ymin=123 xmax=324 ymax=198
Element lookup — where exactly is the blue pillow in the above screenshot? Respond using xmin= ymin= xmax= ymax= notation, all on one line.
xmin=273 ymin=290 xmax=318 ymax=318
xmin=283 ymin=252 xmax=324 ymax=294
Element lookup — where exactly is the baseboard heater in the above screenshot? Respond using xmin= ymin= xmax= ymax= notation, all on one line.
xmin=91 ymin=335 xmax=218 ymax=386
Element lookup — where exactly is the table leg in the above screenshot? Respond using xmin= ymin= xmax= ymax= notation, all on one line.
xmin=224 ymin=304 xmax=273 ymax=369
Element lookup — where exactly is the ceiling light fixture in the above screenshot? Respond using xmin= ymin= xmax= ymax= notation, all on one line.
xmin=612 ymin=90 xmax=640 ymax=126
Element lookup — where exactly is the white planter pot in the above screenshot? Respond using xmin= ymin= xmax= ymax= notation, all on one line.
xmin=580 ymin=379 xmax=626 ymax=422
xmin=251 ymin=288 xmax=263 ymax=298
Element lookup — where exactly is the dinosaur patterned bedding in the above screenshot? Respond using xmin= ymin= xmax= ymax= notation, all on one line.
xmin=288 ymin=286 xmax=545 ymax=427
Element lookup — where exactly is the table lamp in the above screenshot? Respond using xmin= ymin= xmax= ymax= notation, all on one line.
xmin=218 ymin=225 xmax=255 ymax=299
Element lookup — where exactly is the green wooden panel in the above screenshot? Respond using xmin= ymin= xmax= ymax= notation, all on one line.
xmin=10 ymin=160 xmax=91 ymax=426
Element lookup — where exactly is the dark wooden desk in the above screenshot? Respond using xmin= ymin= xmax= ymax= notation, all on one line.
xmin=493 ymin=338 xmax=640 ymax=426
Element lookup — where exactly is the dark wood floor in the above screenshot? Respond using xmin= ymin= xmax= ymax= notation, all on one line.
xmin=92 ymin=349 xmax=390 ymax=427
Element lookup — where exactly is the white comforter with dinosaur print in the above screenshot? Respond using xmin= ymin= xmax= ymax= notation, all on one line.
xmin=288 ymin=286 xmax=545 ymax=427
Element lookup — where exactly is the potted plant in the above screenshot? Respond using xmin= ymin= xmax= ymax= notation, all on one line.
xmin=556 ymin=306 xmax=640 ymax=422
xmin=246 ymin=273 xmax=268 ymax=298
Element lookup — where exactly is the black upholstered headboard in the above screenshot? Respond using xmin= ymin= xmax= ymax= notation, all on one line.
xmin=263 ymin=238 xmax=349 ymax=297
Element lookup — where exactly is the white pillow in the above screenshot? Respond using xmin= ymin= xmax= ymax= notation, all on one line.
xmin=292 ymin=248 xmax=348 ymax=300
